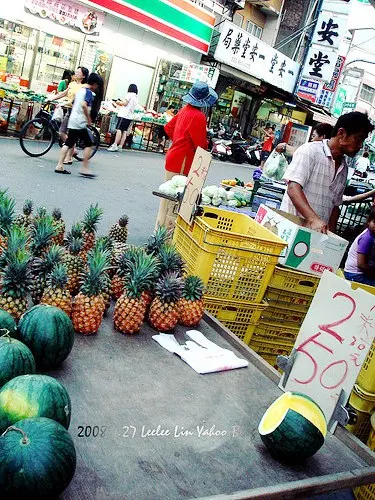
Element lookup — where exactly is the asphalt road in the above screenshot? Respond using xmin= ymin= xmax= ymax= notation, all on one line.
xmin=0 ymin=138 xmax=255 ymax=244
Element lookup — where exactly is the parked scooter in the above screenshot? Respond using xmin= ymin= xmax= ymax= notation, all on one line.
xmin=245 ymin=141 xmax=262 ymax=166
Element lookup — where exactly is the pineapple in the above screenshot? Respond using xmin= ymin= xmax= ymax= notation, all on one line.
xmin=15 ymin=199 xmax=34 ymax=228
xmin=34 ymin=206 xmax=48 ymax=222
xmin=149 ymin=272 xmax=183 ymax=331
xmin=62 ymin=237 xmax=85 ymax=295
xmin=114 ymin=253 xmax=158 ymax=334
xmin=51 ymin=208 xmax=65 ymax=246
xmin=108 ymin=214 xmax=129 ymax=243
xmin=0 ymin=193 xmax=16 ymax=253
xmin=111 ymin=246 xmax=146 ymax=299
xmin=41 ymin=263 xmax=72 ymax=316
xmin=0 ymin=248 xmax=31 ymax=320
xmin=81 ymin=203 xmax=103 ymax=253
xmin=178 ymin=276 xmax=205 ymax=326
xmin=30 ymin=215 xmax=58 ymax=257
xmin=157 ymin=244 xmax=185 ymax=277
xmin=110 ymin=241 xmax=128 ymax=276
xmin=145 ymin=225 xmax=171 ymax=255
xmin=92 ymin=238 xmax=112 ymax=312
xmin=72 ymin=248 xmax=110 ymax=335
xmin=30 ymin=244 xmax=64 ymax=304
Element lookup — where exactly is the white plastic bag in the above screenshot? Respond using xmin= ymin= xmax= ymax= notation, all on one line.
xmin=263 ymin=150 xmax=288 ymax=181
xmin=52 ymin=106 xmax=64 ymax=123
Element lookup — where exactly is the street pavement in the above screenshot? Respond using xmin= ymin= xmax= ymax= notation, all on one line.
xmin=0 ymin=138 xmax=255 ymax=244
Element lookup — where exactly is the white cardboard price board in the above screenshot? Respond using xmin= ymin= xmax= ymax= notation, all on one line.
xmin=281 ymin=271 xmax=375 ymax=432
xmin=178 ymin=147 xmax=212 ymax=225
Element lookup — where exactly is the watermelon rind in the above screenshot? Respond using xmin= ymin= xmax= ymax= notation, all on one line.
xmin=0 ymin=417 xmax=76 ymax=499
xmin=0 ymin=336 xmax=36 ymax=388
xmin=0 ymin=309 xmax=18 ymax=338
xmin=260 ymin=408 xmax=325 ymax=462
xmin=18 ymin=304 xmax=74 ymax=370
xmin=0 ymin=374 xmax=71 ymax=433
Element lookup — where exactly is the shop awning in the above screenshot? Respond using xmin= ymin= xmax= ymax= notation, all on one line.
xmin=312 ymin=111 xmax=337 ymax=127
xmin=218 ymin=63 xmax=262 ymax=87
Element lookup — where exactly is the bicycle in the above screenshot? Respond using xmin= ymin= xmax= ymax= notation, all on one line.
xmin=19 ymin=103 xmax=100 ymax=160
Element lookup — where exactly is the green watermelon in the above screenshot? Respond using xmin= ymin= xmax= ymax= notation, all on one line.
xmin=0 ymin=374 xmax=71 ymax=433
xmin=18 ymin=304 xmax=74 ymax=370
xmin=258 ymin=391 xmax=327 ymax=463
xmin=0 ymin=334 xmax=36 ymax=388
xmin=0 ymin=417 xmax=76 ymax=499
xmin=0 ymin=308 xmax=18 ymax=338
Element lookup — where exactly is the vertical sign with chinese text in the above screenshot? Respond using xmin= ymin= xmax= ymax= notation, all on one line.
xmin=281 ymin=272 xmax=375 ymax=432
xmin=179 ymin=148 xmax=212 ymax=225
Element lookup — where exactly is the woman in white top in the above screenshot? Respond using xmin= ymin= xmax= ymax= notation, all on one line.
xmin=108 ymin=84 xmax=138 ymax=152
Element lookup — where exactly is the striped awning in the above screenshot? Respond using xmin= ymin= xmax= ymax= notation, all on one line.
xmin=312 ymin=111 xmax=337 ymax=127
xmin=79 ymin=0 xmax=215 ymax=54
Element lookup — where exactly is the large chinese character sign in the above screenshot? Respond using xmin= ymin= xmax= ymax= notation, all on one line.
xmin=281 ymin=271 xmax=375 ymax=432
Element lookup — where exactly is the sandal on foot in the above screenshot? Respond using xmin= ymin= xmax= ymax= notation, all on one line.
xmin=55 ymin=169 xmax=71 ymax=174
xmin=79 ymin=172 xmax=97 ymax=178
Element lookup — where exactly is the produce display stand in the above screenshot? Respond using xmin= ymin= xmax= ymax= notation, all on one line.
xmin=48 ymin=312 xmax=375 ymax=499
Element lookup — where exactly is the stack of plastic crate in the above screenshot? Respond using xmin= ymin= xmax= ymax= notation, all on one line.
xmin=249 ymin=266 xmax=320 ymax=371
xmin=173 ymin=207 xmax=287 ymax=345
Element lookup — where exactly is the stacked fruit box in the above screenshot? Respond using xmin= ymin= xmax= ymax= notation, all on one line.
xmin=249 ymin=266 xmax=320 ymax=372
xmin=173 ymin=207 xmax=287 ymax=345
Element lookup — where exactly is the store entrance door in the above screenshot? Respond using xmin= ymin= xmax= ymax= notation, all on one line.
xmin=105 ymin=56 xmax=154 ymax=107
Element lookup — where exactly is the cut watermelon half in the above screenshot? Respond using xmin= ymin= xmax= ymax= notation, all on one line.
xmin=258 ymin=391 xmax=327 ymax=463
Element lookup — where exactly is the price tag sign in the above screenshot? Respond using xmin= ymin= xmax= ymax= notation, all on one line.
xmin=178 ymin=147 xmax=212 ymax=225
xmin=281 ymin=271 xmax=375 ymax=432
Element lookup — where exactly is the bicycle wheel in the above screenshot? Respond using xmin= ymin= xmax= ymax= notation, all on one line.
xmin=19 ymin=118 xmax=55 ymax=157
xmin=73 ymin=126 xmax=100 ymax=161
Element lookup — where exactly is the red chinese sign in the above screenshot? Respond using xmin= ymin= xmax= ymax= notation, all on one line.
xmin=282 ymin=271 xmax=375 ymax=432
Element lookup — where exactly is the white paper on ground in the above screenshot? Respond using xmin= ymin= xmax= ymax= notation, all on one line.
xmin=152 ymin=332 xmax=249 ymax=374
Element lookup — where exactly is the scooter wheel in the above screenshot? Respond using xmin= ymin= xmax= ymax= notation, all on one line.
xmin=218 ymin=155 xmax=227 ymax=162
xmin=233 ymin=155 xmax=245 ymax=164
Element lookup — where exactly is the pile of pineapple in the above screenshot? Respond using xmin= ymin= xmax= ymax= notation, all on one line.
xmin=0 ymin=190 xmax=205 ymax=336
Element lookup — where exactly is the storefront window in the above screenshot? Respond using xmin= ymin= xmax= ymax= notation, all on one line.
xmin=32 ymin=32 xmax=79 ymax=91
xmin=0 ymin=20 xmax=37 ymax=84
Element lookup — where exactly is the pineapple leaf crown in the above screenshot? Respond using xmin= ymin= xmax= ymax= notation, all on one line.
xmin=33 ymin=244 xmax=64 ymax=275
xmin=68 ymin=222 xmax=83 ymax=239
xmin=31 ymin=215 xmax=58 ymax=256
xmin=23 ymin=199 xmax=33 ymax=216
xmin=125 ymin=252 xmax=160 ymax=299
xmin=117 ymin=245 xmax=146 ymax=277
xmin=145 ymin=225 xmax=171 ymax=255
xmin=35 ymin=206 xmax=48 ymax=219
xmin=0 ymin=194 xmax=16 ymax=236
xmin=118 ymin=214 xmax=129 ymax=227
xmin=82 ymin=203 xmax=103 ymax=233
xmin=0 ymin=225 xmax=30 ymax=268
xmin=157 ymin=244 xmax=185 ymax=277
xmin=80 ymin=248 xmax=110 ymax=296
xmin=94 ymin=236 xmax=114 ymax=254
xmin=0 ymin=248 xmax=31 ymax=296
xmin=67 ymin=236 xmax=84 ymax=255
xmin=48 ymin=263 xmax=69 ymax=289
xmin=182 ymin=276 xmax=205 ymax=301
xmin=154 ymin=271 xmax=183 ymax=303
xmin=52 ymin=208 xmax=62 ymax=220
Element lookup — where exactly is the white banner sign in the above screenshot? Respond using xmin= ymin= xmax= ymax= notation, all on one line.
xmin=303 ymin=46 xmax=337 ymax=82
xmin=323 ymin=0 xmax=353 ymax=15
xmin=312 ymin=11 xmax=348 ymax=49
xmin=170 ymin=63 xmax=219 ymax=88
xmin=282 ymin=272 xmax=375 ymax=432
xmin=214 ymin=21 xmax=300 ymax=93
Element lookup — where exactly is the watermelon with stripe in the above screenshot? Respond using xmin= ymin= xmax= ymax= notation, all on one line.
xmin=0 ymin=308 xmax=17 ymax=338
xmin=18 ymin=305 xmax=74 ymax=370
xmin=0 ymin=417 xmax=76 ymax=498
xmin=0 ymin=334 xmax=36 ymax=388
xmin=0 ymin=374 xmax=71 ymax=433
xmin=258 ymin=391 xmax=327 ymax=463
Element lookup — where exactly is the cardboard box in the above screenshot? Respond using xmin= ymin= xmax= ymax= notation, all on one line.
xmin=255 ymin=204 xmax=348 ymax=276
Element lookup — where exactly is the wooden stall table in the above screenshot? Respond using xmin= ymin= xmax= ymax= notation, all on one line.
xmin=49 ymin=312 xmax=375 ymax=499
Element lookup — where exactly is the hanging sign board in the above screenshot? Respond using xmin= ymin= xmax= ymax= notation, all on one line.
xmin=281 ymin=271 xmax=375 ymax=432
xmin=178 ymin=148 xmax=212 ymax=225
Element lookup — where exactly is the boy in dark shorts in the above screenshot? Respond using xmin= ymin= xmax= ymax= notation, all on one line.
xmin=55 ymin=73 xmax=102 ymax=177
